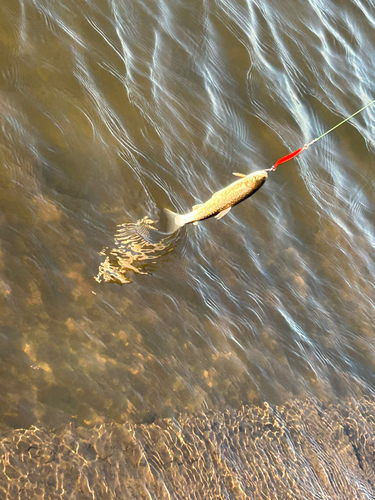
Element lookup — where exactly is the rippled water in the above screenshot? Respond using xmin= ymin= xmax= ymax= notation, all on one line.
xmin=0 ymin=0 xmax=375 ymax=431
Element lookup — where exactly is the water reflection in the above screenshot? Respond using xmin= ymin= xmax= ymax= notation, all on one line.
xmin=96 ymin=217 xmax=175 ymax=284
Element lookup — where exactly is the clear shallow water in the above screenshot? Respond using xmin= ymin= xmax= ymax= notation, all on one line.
xmin=0 ymin=0 xmax=375 ymax=430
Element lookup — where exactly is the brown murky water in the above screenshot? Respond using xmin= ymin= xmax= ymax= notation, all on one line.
xmin=0 ymin=0 xmax=375 ymax=437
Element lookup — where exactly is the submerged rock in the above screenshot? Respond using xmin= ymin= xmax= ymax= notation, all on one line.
xmin=0 ymin=397 xmax=374 ymax=499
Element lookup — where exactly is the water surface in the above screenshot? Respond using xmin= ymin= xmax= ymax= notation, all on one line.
xmin=0 ymin=0 xmax=375 ymax=430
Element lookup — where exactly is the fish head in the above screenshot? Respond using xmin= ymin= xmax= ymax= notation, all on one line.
xmin=245 ymin=169 xmax=268 ymax=186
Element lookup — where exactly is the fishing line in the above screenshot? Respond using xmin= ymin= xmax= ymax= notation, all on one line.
xmin=269 ymin=98 xmax=375 ymax=171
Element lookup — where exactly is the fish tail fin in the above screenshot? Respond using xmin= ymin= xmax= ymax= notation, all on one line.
xmin=163 ymin=208 xmax=185 ymax=233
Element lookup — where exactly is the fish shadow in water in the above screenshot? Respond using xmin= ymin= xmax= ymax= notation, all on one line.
xmin=96 ymin=216 xmax=177 ymax=285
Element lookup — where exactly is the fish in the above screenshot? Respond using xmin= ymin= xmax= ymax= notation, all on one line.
xmin=163 ymin=169 xmax=268 ymax=233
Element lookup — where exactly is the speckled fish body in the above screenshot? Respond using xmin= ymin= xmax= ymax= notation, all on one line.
xmin=164 ymin=169 xmax=268 ymax=233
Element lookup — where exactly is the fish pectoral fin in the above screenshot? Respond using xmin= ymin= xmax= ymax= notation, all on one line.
xmin=193 ymin=221 xmax=199 ymax=225
xmin=232 ymin=172 xmax=247 ymax=178
xmin=192 ymin=203 xmax=202 ymax=210
xmin=215 ymin=207 xmax=231 ymax=220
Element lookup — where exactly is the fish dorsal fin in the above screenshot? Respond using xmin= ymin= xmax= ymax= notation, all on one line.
xmin=232 ymin=172 xmax=247 ymax=178
xmin=192 ymin=203 xmax=202 ymax=211
xmin=215 ymin=207 xmax=231 ymax=220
